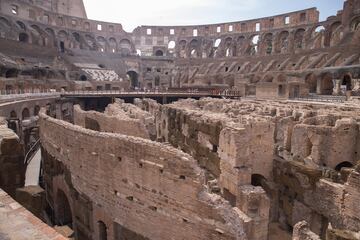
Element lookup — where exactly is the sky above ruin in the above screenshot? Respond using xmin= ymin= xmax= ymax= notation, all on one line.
xmin=83 ymin=0 xmax=345 ymax=32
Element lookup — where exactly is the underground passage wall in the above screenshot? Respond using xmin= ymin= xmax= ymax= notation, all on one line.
xmin=39 ymin=109 xmax=253 ymax=240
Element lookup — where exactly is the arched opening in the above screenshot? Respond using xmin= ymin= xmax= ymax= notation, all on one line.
xmin=168 ymin=41 xmax=176 ymax=50
xmin=22 ymin=108 xmax=30 ymax=120
xmin=351 ymin=16 xmax=360 ymax=31
xmin=56 ymin=190 xmax=73 ymax=228
xmin=320 ymin=73 xmax=334 ymax=95
xmin=178 ymin=40 xmax=187 ymax=58
xmin=98 ymin=221 xmax=108 ymax=240
xmin=80 ymin=75 xmax=88 ymax=81
xmin=277 ymin=31 xmax=289 ymax=53
xmin=97 ymin=36 xmax=107 ymax=52
xmin=335 ymin=162 xmax=353 ymax=171
xmin=263 ymin=33 xmax=273 ymax=55
xmin=119 ymin=39 xmax=132 ymax=56
xmin=19 ymin=33 xmax=29 ymax=43
xmin=60 ymin=41 xmax=65 ymax=53
xmin=305 ymin=74 xmax=317 ymax=94
xmin=85 ymin=117 xmax=100 ymax=131
xmin=72 ymin=32 xmax=81 ymax=43
xmin=127 ymin=71 xmax=139 ymax=89
xmin=16 ymin=21 xmax=26 ymax=31
xmin=5 ymin=69 xmax=18 ymax=78
xmin=214 ymin=38 xmax=221 ymax=48
xmin=10 ymin=111 xmax=17 ymax=119
xmin=314 ymin=26 xmax=325 ymax=34
xmin=155 ymin=50 xmax=164 ymax=56
xmin=342 ymin=75 xmax=352 ymax=91
xmin=294 ymin=29 xmax=305 ymax=49
xmin=251 ymin=174 xmax=267 ymax=187
xmin=34 ymin=106 xmax=40 ymax=116
xmin=190 ymin=49 xmax=197 ymax=58
xmin=155 ymin=76 xmax=160 ymax=87
xmin=250 ymin=35 xmax=260 ymax=55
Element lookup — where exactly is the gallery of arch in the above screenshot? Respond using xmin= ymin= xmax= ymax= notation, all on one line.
xmin=0 ymin=0 xmax=359 ymax=239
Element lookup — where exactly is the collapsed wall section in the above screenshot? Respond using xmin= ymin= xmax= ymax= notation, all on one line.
xmin=74 ymin=104 xmax=151 ymax=139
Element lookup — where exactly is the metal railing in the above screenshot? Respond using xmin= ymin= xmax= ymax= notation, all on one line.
xmin=24 ymin=139 xmax=41 ymax=165
xmin=60 ymin=89 xmax=243 ymax=97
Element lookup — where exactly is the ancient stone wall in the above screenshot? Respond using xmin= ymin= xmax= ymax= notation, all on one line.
xmin=40 ymin=109 xmax=254 ymax=240
xmin=153 ymin=98 xmax=360 ymax=238
xmin=0 ymin=0 xmax=359 ymax=96
xmin=74 ymin=104 xmax=151 ymax=139
xmin=0 ymin=119 xmax=25 ymax=197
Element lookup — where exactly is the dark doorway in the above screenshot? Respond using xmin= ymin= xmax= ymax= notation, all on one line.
xmin=60 ymin=41 xmax=65 ymax=53
xmin=127 ymin=71 xmax=139 ymax=89
xmin=85 ymin=117 xmax=100 ymax=131
xmin=56 ymin=190 xmax=73 ymax=228
xmin=22 ymin=108 xmax=30 ymax=120
xmin=98 ymin=221 xmax=108 ymax=240
xmin=155 ymin=50 xmax=164 ymax=56
xmin=5 ymin=69 xmax=18 ymax=78
xmin=19 ymin=33 xmax=29 ymax=43
xmin=342 ymin=75 xmax=352 ymax=91
xmin=335 ymin=161 xmax=353 ymax=171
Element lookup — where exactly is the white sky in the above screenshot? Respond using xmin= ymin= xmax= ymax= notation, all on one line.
xmin=83 ymin=0 xmax=345 ymax=32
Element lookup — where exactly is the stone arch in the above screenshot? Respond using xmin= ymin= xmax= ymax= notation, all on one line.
xmin=213 ymin=38 xmax=222 ymax=58
xmin=16 ymin=21 xmax=26 ymax=31
xmin=350 ymin=16 xmax=360 ymax=31
xmin=311 ymin=25 xmax=326 ymax=49
xmin=58 ymin=30 xmax=69 ymax=52
xmin=34 ymin=105 xmax=41 ymax=116
xmin=168 ymin=40 xmax=176 ymax=55
xmin=72 ymin=32 xmax=81 ymax=43
xmin=236 ymin=36 xmax=246 ymax=55
xmin=224 ymin=37 xmax=234 ymax=57
xmin=178 ymin=40 xmax=187 ymax=58
xmin=10 ymin=110 xmax=17 ymax=119
xmin=98 ymin=221 xmax=108 ymax=240
xmin=56 ymin=189 xmax=73 ymax=227
xmin=19 ymin=32 xmax=29 ymax=43
xmin=109 ymin=37 xmax=117 ymax=52
xmin=249 ymin=35 xmax=260 ymax=55
xmin=294 ymin=28 xmax=306 ymax=49
xmin=326 ymin=21 xmax=342 ymax=47
xmin=155 ymin=76 xmax=160 ymax=86
xmin=276 ymin=31 xmax=289 ymax=53
xmin=80 ymin=75 xmax=88 ymax=81
xmin=45 ymin=28 xmax=56 ymax=47
xmin=30 ymin=24 xmax=47 ymax=46
xmin=335 ymin=161 xmax=353 ymax=171
xmin=305 ymin=73 xmax=317 ymax=93
xmin=85 ymin=35 xmax=97 ymax=50
xmin=0 ymin=17 xmax=10 ymax=27
xmin=251 ymin=174 xmax=267 ymax=187
xmin=320 ymin=73 xmax=334 ymax=95
xmin=22 ymin=108 xmax=30 ymax=120
xmin=127 ymin=71 xmax=139 ymax=89
xmin=5 ymin=68 xmax=18 ymax=78
xmin=97 ymin=36 xmax=107 ymax=52
xmin=155 ymin=49 xmax=164 ymax=56
xmin=262 ymin=33 xmax=273 ymax=55
xmin=189 ymin=39 xmax=200 ymax=58
xmin=262 ymin=74 xmax=274 ymax=83
xmin=342 ymin=74 xmax=352 ymax=91
xmin=119 ymin=38 xmax=132 ymax=56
